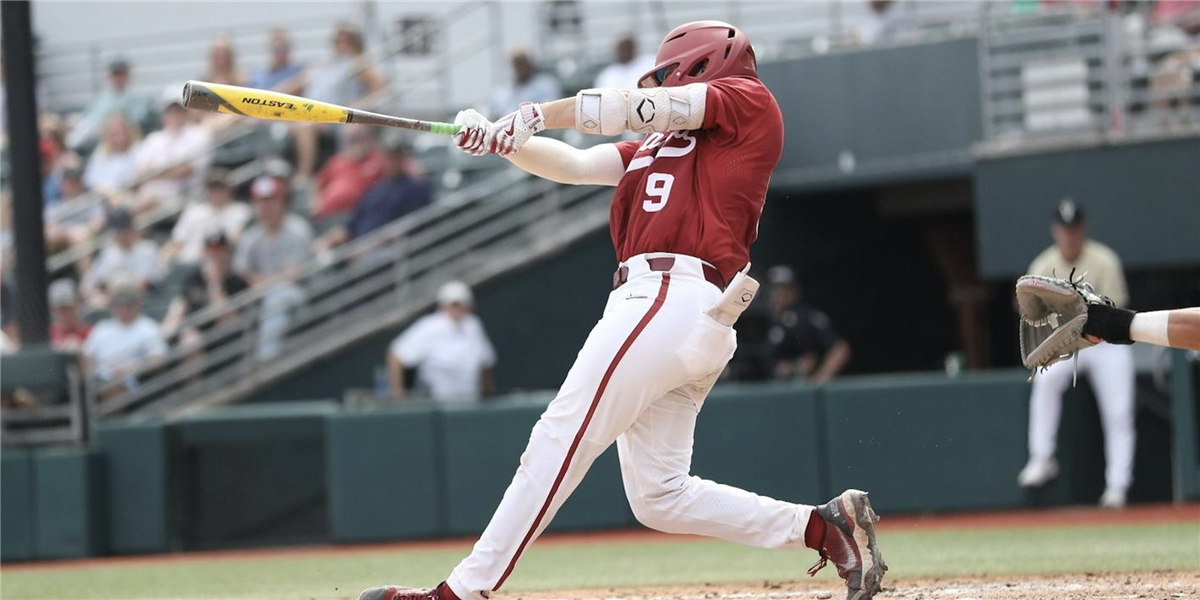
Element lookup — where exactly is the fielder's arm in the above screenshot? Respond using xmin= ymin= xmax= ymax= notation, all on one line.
xmin=1085 ymin=305 xmax=1200 ymax=351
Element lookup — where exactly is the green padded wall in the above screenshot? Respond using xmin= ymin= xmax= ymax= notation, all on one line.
xmin=439 ymin=397 xmax=634 ymax=536
xmin=1 ymin=449 xmax=35 ymax=561
xmin=822 ymin=371 xmax=1031 ymax=513
xmin=326 ymin=406 xmax=442 ymax=542
xmin=33 ymin=447 xmax=104 ymax=559
xmin=694 ymin=384 xmax=825 ymax=504
xmin=173 ymin=402 xmax=336 ymax=549
xmin=96 ymin=420 xmax=169 ymax=554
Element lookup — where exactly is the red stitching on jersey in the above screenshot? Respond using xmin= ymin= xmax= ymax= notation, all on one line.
xmin=492 ymin=273 xmax=672 ymax=591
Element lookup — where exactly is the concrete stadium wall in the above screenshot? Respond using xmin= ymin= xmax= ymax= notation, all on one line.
xmin=1 ymin=369 xmax=1186 ymax=561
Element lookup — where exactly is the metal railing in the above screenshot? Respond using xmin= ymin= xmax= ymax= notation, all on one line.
xmin=94 ymin=164 xmax=612 ymax=417
xmin=978 ymin=6 xmax=1200 ymax=152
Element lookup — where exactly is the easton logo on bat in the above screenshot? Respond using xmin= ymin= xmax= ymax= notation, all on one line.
xmin=240 ymin=97 xmax=297 ymax=110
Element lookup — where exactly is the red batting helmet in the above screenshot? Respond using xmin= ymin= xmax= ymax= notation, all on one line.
xmin=638 ymin=20 xmax=757 ymax=89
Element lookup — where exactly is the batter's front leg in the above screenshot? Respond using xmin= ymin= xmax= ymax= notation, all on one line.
xmin=446 ymin=275 xmax=693 ymax=600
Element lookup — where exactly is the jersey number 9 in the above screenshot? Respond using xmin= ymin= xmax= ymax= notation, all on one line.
xmin=642 ymin=173 xmax=674 ymax=213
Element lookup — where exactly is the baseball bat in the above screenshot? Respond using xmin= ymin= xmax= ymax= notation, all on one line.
xmin=181 ymin=80 xmax=461 ymax=135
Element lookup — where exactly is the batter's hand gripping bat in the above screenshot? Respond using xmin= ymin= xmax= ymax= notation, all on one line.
xmin=181 ymin=80 xmax=461 ymax=135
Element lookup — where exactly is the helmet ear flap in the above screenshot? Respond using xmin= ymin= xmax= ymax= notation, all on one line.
xmin=687 ymin=58 xmax=710 ymax=78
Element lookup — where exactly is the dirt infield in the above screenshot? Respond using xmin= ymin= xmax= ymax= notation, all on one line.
xmin=513 ymin=572 xmax=1200 ymax=600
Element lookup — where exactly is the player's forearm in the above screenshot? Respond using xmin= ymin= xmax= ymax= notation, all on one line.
xmin=539 ymin=97 xmax=576 ymax=130
xmin=1132 ymin=308 xmax=1200 ymax=351
xmin=505 ymin=137 xmax=624 ymax=186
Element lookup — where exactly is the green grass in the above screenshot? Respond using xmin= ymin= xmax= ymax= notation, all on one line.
xmin=2 ymin=523 xmax=1198 ymax=600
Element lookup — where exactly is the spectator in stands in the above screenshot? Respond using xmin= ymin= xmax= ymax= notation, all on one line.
xmin=1148 ymin=2 xmax=1200 ymax=123
xmin=203 ymin=34 xmax=244 ymax=86
xmin=312 ymin=125 xmax=385 ymax=223
xmin=81 ymin=208 xmax=162 ymax=309
xmin=83 ymin=114 xmax=142 ymax=198
xmin=162 ymin=168 xmax=252 ymax=266
xmin=765 ymin=266 xmax=851 ymax=385
xmin=44 ymin=167 xmax=106 ymax=252
xmin=161 ymin=230 xmax=249 ymax=348
xmin=134 ymin=89 xmax=212 ymax=212
xmin=490 ymin=49 xmax=562 ymax=119
xmin=314 ymin=137 xmax=432 ymax=252
xmin=55 ymin=163 xmax=88 ymax=205
xmin=293 ymin=23 xmax=387 ymax=181
xmin=83 ymin=277 xmax=167 ymax=397
xmin=41 ymin=115 xmax=82 ymax=206
xmin=249 ymin=29 xmax=306 ymax=93
xmin=850 ymin=0 xmax=918 ymax=46
xmin=66 ymin=59 xmax=155 ymax=152
xmin=234 ymin=175 xmax=314 ymax=360
xmin=1018 ymin=198 xmax=1135 ymax=509
xmin=387 ymin=281 xmax=496 ymax=403
xmin=594 ymin=33 xmax=656 ymax=90
xmin=48 ymin=279 xmax=91 ymax=352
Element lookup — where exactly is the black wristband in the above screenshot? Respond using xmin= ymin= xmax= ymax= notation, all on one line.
xmin=1082 ymin=303 xmax=1136 ymax=345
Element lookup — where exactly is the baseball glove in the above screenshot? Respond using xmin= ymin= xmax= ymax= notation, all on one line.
xmin=1015 ymin=270 xmax=1116 ymax=383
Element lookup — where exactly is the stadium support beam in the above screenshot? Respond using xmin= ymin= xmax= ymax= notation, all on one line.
xmin=2 ymin=0 xmax=50 ymax=345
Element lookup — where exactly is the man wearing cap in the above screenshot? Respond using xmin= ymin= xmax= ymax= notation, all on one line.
xmin=83 ymin=278 xmax=167 ymax=396
xmin=314 ymin=138 xmax=432 ymax=252
xmin=1018 ymin=198 xmax=1134 ymax=508
xmin=765 ymin=266 xmax=852 ymax=385
xmin=236 ymin=175 xmax=314 ymax=360
xmin=81 ymin=208 xmax=162 ymax=309
xmin=386 ymin=281 xmax=496 ymax=403
xmin=48 ymin=279 xmax=92 ymax=352
xmin=67 ymin=59 xmax=155 ymax=151
xmin=163 ymin=168 xmax=252 ymax=265
xmin=133 ymin=88 xmax=213 ymax=210
xmin=162 ymin=230 xmax=249 ymax=347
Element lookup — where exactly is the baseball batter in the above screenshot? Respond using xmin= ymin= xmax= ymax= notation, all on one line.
xmin=361 ymin=21 xmax=886 ymax=600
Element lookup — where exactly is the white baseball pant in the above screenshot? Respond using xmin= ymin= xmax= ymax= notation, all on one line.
xmin=1027 ymin=342 xmax=1136 ymax=490
xmin=446 ymin=253 xmax=814 ymax=600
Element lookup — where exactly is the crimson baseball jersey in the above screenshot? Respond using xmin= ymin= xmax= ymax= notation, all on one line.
xmin=612 ymin=76 xmax=784 ymax=284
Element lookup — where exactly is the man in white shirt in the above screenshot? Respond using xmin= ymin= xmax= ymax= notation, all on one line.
xmin=387 ymin=281 xmax=496 ymax=403
xmin=594 ymin=34 xmax=656 ymax=90
xmin=84 ymin=279 xmax=167 ymax=396
xmin=1018 ymin=199 xmax=1135 ymax=509
xmin=162 ymin=168 xmax=252 ymax=265
xmin=134 ymin=90 xmax=212 ymax=211
xmin=82 ymin=209 xmax=162 ymax=309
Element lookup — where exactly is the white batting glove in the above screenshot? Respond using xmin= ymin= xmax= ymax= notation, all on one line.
xmin=453 ymin=109 xmax=491 ymax=156
xmin=487 ymin=102 xmax=546 ymax=156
